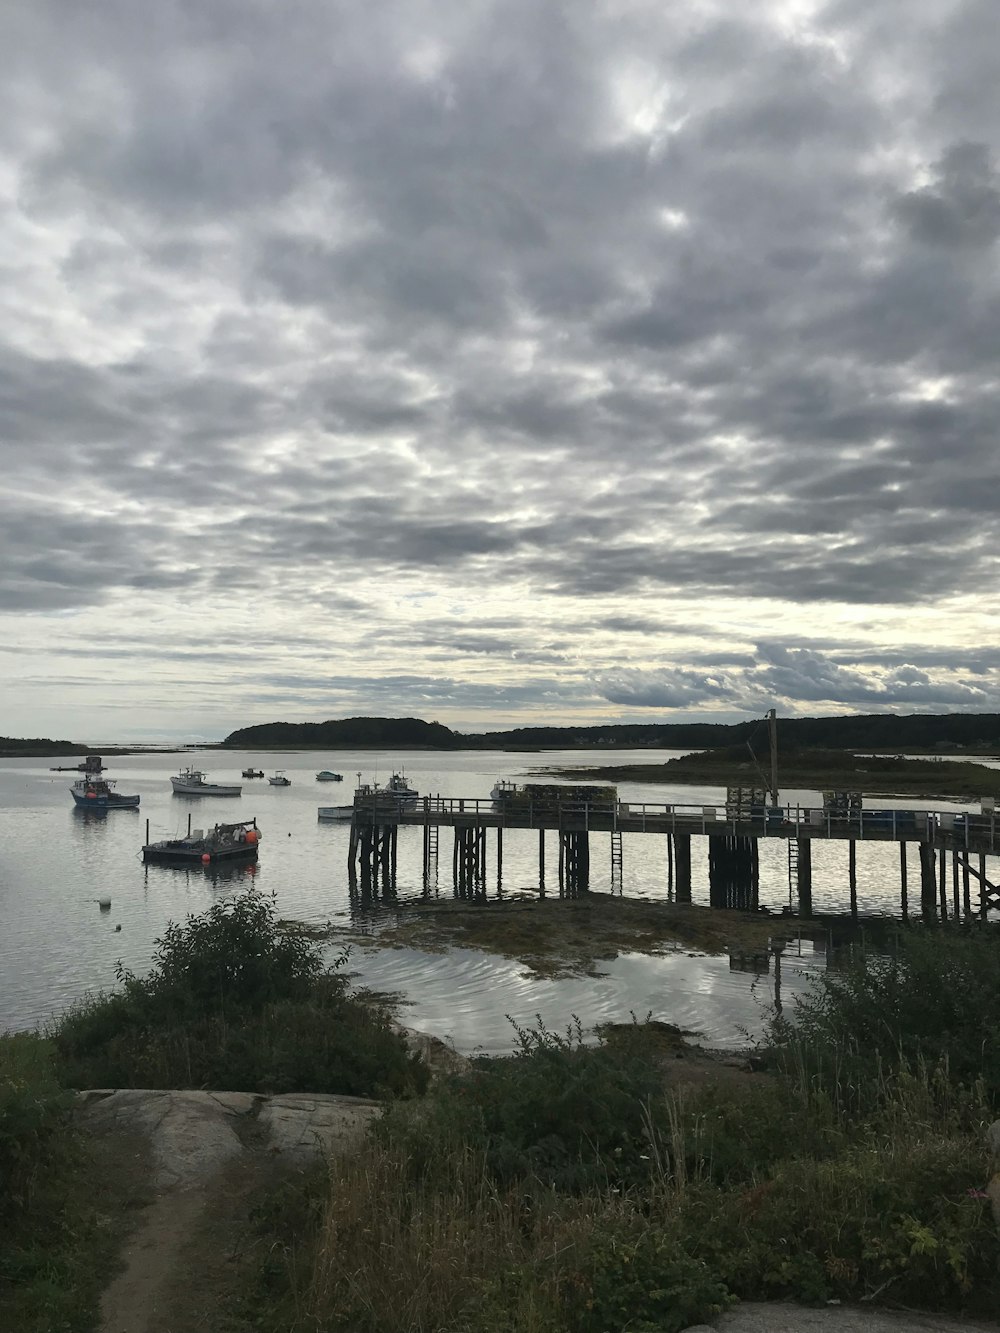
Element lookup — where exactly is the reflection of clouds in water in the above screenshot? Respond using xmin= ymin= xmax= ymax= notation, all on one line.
xmin=350 ymin=945 xmax=831 ymax=1055
xmin=6 ymin=748 xmax=995 ymax=1034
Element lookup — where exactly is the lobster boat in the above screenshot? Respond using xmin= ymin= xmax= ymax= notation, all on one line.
xmin=142 ymin=819 xmax=261 ymax=865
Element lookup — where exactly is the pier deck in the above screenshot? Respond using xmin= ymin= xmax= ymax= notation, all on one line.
xmin=352 ymin=796 xmax=999 ymax=854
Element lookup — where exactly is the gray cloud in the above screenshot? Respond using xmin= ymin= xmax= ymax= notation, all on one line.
xmin=2 ymin=1 xmax=1000 ymax=736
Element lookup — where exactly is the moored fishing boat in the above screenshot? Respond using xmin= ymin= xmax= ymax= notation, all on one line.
xmin=386 ymin=771 xmax=418 ymax=800
xmin=142 ymin=819 xmax=261 ymax=864
xmin=316 ymin=770 xmax=343 ymax=781
xmin=170 ymin=767 xmax=242 ymax=796
xmin=71 ymin=776 xmax=140 ymax=809
xmin=242 ymin=768 xmax=265 ymax=778
xmin=268 ymin=771 xmax=291 ymax=786
xmin=490 ymin=779 xmax=519 ymax=802
xmin=317 ymin=805 xmax=354 ymax=821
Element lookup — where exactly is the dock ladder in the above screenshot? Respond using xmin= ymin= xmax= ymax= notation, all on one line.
xmin=422 ymin=809 xmax=439 ymax=886
xmin=611 ymin=829 xmax=623 ymax=892
xmin=787 ymin=840 xmax=799 ymax=907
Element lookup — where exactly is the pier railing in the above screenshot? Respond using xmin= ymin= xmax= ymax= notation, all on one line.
xmin=349 ymin=795 xmax=999 ymax=851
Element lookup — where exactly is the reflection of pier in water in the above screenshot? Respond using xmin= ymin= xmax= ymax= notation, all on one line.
xmin=346 ymin=793 xmax=1000 ymax=920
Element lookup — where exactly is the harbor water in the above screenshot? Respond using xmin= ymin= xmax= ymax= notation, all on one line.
xmin=0 ymin=748 xmax=990 ymax=1052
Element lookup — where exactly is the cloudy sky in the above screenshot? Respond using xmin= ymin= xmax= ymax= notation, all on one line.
xmin=3 ymin=0 xmax=1000 ymax=742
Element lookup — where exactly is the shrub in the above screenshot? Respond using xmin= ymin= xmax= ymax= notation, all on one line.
xmin=0 ymin=1034 xmax=72 ymax=1217
xmin=768 ymin=923 xmax=1000 ymax=1111
xmin=381 ymin=1016 xmax=670 ymax=1192
xmin=50 ymin=893 xmax=426 ymax=1097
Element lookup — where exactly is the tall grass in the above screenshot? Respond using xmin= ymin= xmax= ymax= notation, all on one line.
xmin=767 ymin=923 xmax=1000 ymax=1107
xmin=257 ymin=927 xmax=1000 ymax=1333
xmin=0 ymin=1033 xmax=130 ymax=1331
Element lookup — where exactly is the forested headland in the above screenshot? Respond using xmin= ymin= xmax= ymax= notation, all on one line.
xmin=219 ymin=712 xmax=1000 ymax=753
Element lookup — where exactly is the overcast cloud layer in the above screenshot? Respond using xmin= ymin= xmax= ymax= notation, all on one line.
xmin=3 ymin=0 xmax=1000 ymax=740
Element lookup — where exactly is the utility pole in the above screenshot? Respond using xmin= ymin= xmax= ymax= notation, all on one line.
xmin=767 ymin=707 xmax=779 ymax=806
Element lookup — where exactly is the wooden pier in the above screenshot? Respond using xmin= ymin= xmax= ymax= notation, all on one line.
xmin=345 ymin=794 xmax=1000 ymax=918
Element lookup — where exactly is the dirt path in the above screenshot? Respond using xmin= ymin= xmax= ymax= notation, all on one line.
xmin=77 ymin=1090 xmax=380 ymax=1333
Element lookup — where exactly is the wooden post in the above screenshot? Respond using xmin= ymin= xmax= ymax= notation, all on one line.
xmin=899 ymin=841 xmax=908 ymax=922
xmin=797 ymin=837 xmax=812 ymax=917
xmin=848 ymin=839 xmax=857 ymax=920
xmin=919 ymin=842 xmax=937 ymax=919
xmin=951 ymin=850 xmax=960 ymax=918
xmin=667 ymin=833 xmax=674 ymax=899
xmin=538 ymin=828 xmax=545 ymax=894
xmin=497 ymin=826 xmax=503 ymax=890
xmin=938 ymin=848 xmax=948 ymax=921
xmin=980 ymin=853 xmax=988 ymax=919
xmin=674 ymin=833 xmax=692 ymax=902
xmin=962 ymin=853 xmax=971 ymax=918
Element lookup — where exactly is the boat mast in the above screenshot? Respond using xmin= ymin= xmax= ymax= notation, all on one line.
xmin=767 ymin=707 xmax=779 ymax=806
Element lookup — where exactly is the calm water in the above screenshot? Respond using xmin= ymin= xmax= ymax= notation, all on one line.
xmin=0 ymin=748 xmax=985 ymax=1052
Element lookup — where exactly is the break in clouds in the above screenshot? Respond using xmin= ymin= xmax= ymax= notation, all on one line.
xmin=3 ymin=1 xmax=1000 ymax=737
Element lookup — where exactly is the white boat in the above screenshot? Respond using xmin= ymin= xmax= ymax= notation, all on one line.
xmin=316 ymin=770 xmax=343 ymax=782
xmin=386 ymin=771 xmax=418 ymax=800
xmin=268 ymin=771 xmax=292 ymax=786
xmin=170 ymin=768 xmax=242 ymax=797
xmin=318 ymin=805 xmax=354 ymax=821
xmin=491 ymin=779 xmax=519 ymax=801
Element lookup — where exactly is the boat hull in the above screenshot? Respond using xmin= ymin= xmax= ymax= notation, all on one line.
xmin=318 ymin=806 xmax=354 ymax=821
xmin=142 ymin=820 xmax=261 ymax=864
xmin=143 ymin=844 xmax=258 ymax=864
xmin=72 ymin=790 xmax=140 ymax=809
xmin=170 ymin=778 xmax=242 ymax=796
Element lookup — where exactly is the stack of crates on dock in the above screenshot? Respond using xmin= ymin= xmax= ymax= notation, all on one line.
xmin=726 ymin=786 xmax=768 ymax=821
xmin=822 ymin=791 xmax=862 ymax=827
xmin=515 ymin=783 xmax=618 ymax=816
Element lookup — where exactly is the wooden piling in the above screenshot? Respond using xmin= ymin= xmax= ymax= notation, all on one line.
xmin=951 ymin=849 xmax=960 ymax=919
xmin=938 ymin=848 xmax=948 ymax=921
xmin=899 ymin=841 xmax=908 ymax=922
xmin=962 ymin=852 xmax=971 ymax=918
xmin=849 ymin=840 xmax=857 ymax=920
xmin=919 ymin=842 xmax=937 ymax=919
xmin=980 ymin=853 xmax=988 ymax=919
xmin=674 ymin=833 xmax=692 ymax=902
xmin=797 ymin=837 xmax=812 ymax=917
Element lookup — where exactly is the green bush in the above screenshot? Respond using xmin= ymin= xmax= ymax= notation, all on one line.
xmin=0 ymin=1033 xmax=129 ymax=1332
xmin=0 ymin=1035 xmax=72 ymax=1217
xmin=385 ymin=1017 xmax=669 ymax=1192
xmin=50 ymin=893 xmax=426 ymax=1097
xmin=564 ymin=1229 xmax=733 ymax=1333
xmin=769 ymin=923 xmax=1000 ymax=1110
xmin=685 ymin=1129 xmax=998 ymax=1314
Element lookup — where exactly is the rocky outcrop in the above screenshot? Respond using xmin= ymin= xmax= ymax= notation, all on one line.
xmin=78 ymin=1088 xmax=381 ymax=1182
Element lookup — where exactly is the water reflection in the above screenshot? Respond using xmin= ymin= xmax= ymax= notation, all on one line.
xmin=3 ymin=746 xmax=996 ymax=1045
